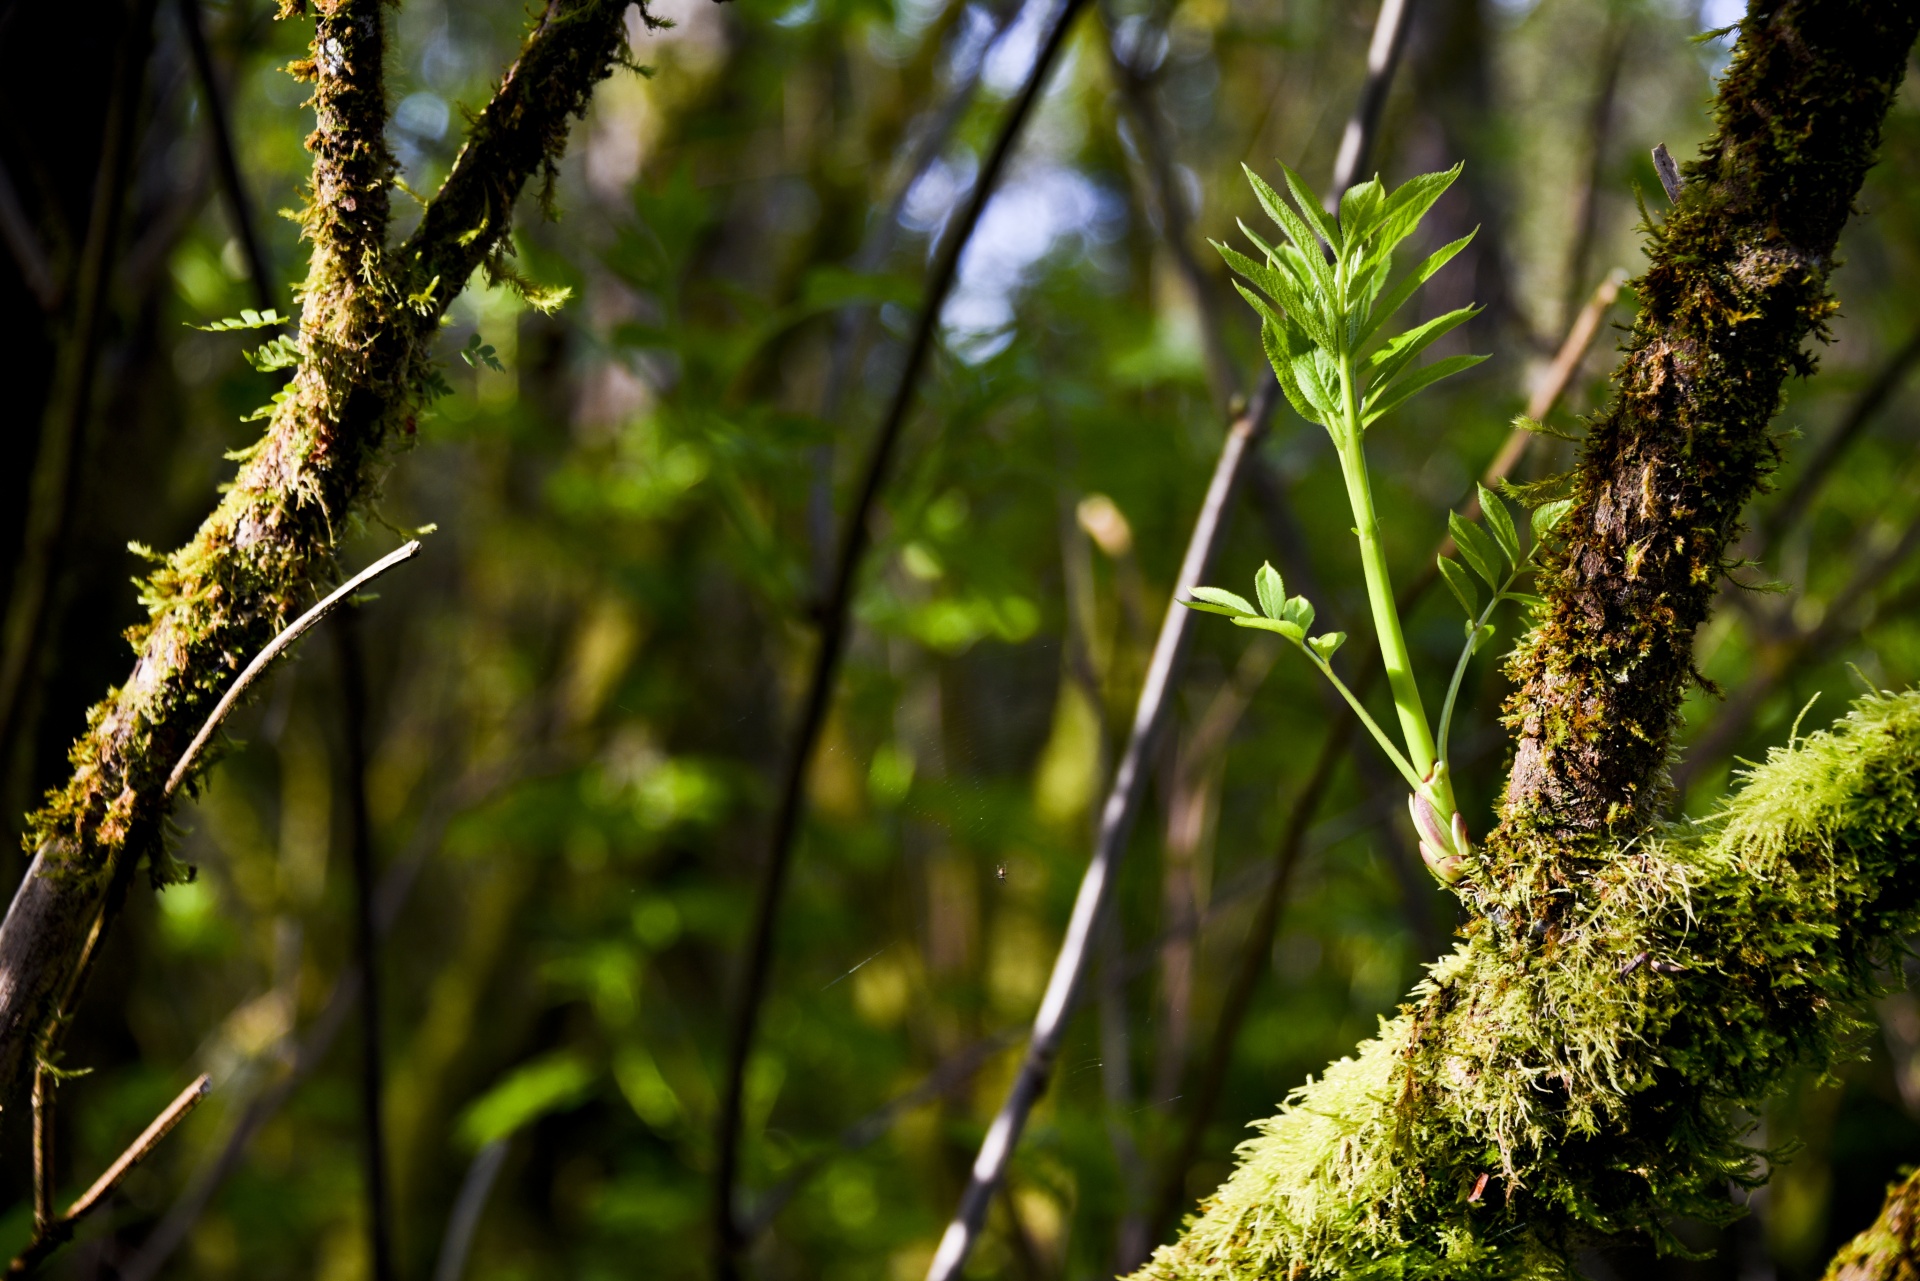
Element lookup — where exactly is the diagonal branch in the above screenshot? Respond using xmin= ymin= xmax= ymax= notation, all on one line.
xmin=922 ymin=6 xmax=1423 ymax=1276
xmin=0 ymin=0 xmax=644 ymax=1115
xmin=711 ymin=0 xmax=1099 ymax=1271
xmin=1501 ymin=0 xmax=1920 ymax=838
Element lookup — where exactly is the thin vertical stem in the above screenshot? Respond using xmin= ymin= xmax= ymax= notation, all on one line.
xmin=179 ymin=0 xmax=275 ymax=312
xmin=31 ymin=1063 xmax=52 ymax=1236
xmin=335 ymin=612 xmax=395 ymax=1281
xmin=711 ymin=0 xmax=1096 ymax=1271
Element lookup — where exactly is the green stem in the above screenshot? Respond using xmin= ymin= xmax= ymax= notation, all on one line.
xmin=1305 ymin=650 xmax=1423 ymax=792
xmin=1436 ymin=571 xmax=1516 ymax=764
xmin=1333 ymin=362 xmax=1449 ymax=817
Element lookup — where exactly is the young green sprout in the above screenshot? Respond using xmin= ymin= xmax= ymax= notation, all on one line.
xmin=1183 ymin=162 xmax=1567 ymax=884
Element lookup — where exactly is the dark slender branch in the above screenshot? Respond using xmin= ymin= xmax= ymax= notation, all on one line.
xmin=165 ymin=540 xmax=422 ymax=798
xmin=809 ymin=0 xmax=1024 ymax=590
xmin=0 ymin=159 xmax=58 ymax=311
xmin=179 ymin=0 xmax=274 ymax=312
xmin=711 ymin=0 xmax=1096 ymax=1270
xmin=8 ymin=1074 xmax=210 ymax=1275
xmin=335 ymin=612 xmax=394 ymax=1281
xmin=0 ymin=0 xmax=156 ymax=795
xmin=1760 ymin=318 xmax=1920 ymax=549
xmin=1675 ymin=507 xmax=1920 ymax=793
xmin=432 ymin=1138 xmax=510 ymax=1281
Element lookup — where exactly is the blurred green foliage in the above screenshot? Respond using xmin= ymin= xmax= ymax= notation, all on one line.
xmin=7 ymin=0 xmax=1920 ymax=1278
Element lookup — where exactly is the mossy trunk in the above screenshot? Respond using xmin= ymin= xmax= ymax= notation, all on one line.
xmin=0 ymin=0 xmax=638 ymax=1108
xmin=1827 ymin=1171 xmax=1920 ymax=1281
xmin=1135 ymin=2 xmax=1920 ymax=1277
xmin=1501 ymin=0 xmax=1919 ymax=840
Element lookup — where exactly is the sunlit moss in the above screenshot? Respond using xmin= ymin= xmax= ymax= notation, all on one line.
xmin=1136 ymin=689 xmax=1920 ymax=1279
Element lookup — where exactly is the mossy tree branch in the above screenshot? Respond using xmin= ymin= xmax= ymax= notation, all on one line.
xmin=1827 ymin=1170 xmax=1920 ymax=1281
xmin=1501 ymin=0 xmax=1920 ymax=838
xmin=1134 ymin=3 xmax=1920 ymax=1277
xmin=0 ymin=0 xmax=645 ymax=1109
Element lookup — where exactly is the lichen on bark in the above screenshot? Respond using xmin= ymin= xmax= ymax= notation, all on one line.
xmin=0 ymin=0 xmax=648 ymax=1106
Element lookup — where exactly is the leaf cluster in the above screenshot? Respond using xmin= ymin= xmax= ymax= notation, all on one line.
xmin=1214 ymin=163 xmax=1484 ymax=432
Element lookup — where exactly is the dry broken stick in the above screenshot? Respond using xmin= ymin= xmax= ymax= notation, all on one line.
xmin=9 ymin=1073 xmax=210 ymax=1274
xmin=0 ymin=0 xmax=645 ymax=1115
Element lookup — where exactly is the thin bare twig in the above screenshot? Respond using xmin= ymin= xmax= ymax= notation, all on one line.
xmin=165 ymin=540 xmax=421 ymax=799
xmin=8 ymin=1074 xmax=210 ymax=1274
xmin=179 ymin=0 xmax=274 ymax=312
xmin=432 ymin=1138 xmax=510 ymax=1281
xmin=712 ymin=0 xmax=1097 ymax=1270
xmin=120 ymin=745 xmax=570 ymax=1281
xmin=927 ymin=388 xmax=1274 ymax=1281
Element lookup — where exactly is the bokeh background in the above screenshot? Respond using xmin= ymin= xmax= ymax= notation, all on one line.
xmin=2 ymin=0 xmax=1918 ymax=1277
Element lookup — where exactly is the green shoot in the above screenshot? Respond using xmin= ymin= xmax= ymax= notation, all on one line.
xmin=1182 ymin=162 xmax=1551 ymax=885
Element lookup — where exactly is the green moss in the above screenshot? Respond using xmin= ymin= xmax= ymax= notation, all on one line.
xmin=2 ymin=0 xmax=648 ymax=1103
xmin=1135 ymin=690 xmax=1920 ymax=1279
xmin=1500 ymin=0 xmax=1919 ymax=838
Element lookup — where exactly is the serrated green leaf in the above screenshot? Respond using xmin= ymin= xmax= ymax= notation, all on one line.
xmin=193 ymin=307 xmax=287 ymax=332
xmin=1279 ymin=162 xmax=1341 ymax=255
xmin=1255 ymin=562 xmax=1285 ymax=619
xmin=1506 ymin=592 xmax=1548 ymax=612
xmin=1231 ymin=616 xmax=1305 ymax=641
xmin=1362 ymin=353 xmax=1488 ymax=426
xmin=1243 ymin=166 xmax=1334 ymax=297
xmin=1186 ymin=586 xmax=1256 ymax=616
xmin=1375 ymin=165 xmax=1461 ymax=254
xmin=1364 ymin=306 xmax=1478 ymax=393
xmin=1532 ymin=498 xmax=1574 ymax=538
xmin=1449 ymin=512 xmax=1504 ymax=588
xmin=1436 ymin=557 xmax=1480 ymax=618
xmin=1261 ymin=322 xmax=1318 ymax=425
xmin=1338 ymin=177 xmax=1385 ymax=243
xmin=1361 ymin=232 xmax=1475 ymax=341
xmin=1477 ymin=483 xmax=1519 ymax=564
xmin=1307 ymin=632 xmax=1346 ymax=661
xmin=1282 ymin=596 xmax=1315 ymax=632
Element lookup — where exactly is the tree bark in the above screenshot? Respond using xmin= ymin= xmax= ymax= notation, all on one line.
xmin=1500 ymin=0 xmax=1919 ymax=839
xmin=0 ymin=0 xmax=641 ymax=1111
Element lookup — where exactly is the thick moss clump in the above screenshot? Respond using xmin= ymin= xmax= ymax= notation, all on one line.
xmin=1134 ymin=691 xmax=1920 ymax=1279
